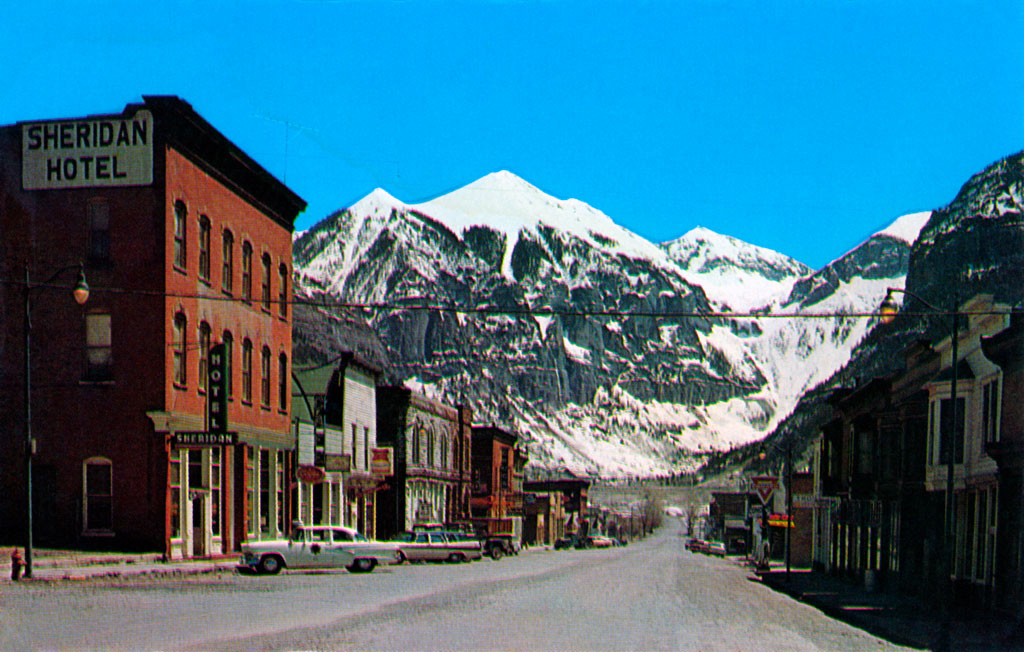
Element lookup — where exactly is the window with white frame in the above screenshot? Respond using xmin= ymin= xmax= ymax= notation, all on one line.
xmin=170 ymin=450 xmax=181 ymax=538
xmin=173 ymin=201 xmax=187 ymax=269
xmin=198 ymin=322 xmax=211 ymax=392
xmin=85 ymin=310 xmax=112 ymax=381
xmin=198 ymin=215 xmax=211 ymax=282
xmin=982 ymin=379 xmax=1000 ymax=444
xmin=222 ymin=229 xmax=234 ymax=294
xmin=261 ymin=346 xmax=271 ymax=406
xmin=278 ymin=263 xmax=288 ymax=318
xmin=173 ymin=312 xmax=187 ymax=387
xmin=241 ymin=338 xmax=253 ymax=403
xmin=241 ymin=241 xmax=253 ymax=301
xmin=83 ymin=457 xmax=113 ymax=532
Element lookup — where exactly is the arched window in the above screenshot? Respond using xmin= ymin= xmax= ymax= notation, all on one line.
xmin=198 ymin=322 xmax=211 ymax=391
xmin=440 ymin=435 xmax=449 ymax=470
xmin=261 ymin=253 xmax=272 ymax=311
xmin=241 ymin=338 xmax=253 ymax=403
xmin=278 ymin=263 xmax=289 ymax=318
xmin=241 ymin=241 xmax=253 ymax=301
xmin=222 ymin=230 xmax=234 ymax=293
xmin=261 ymin=345 xmax=271 ymax=406
xmin=83 ymin=457 xmax=113 ymax=532
xmin=198 ymin=215 xmax=211 ymax=282
xmin=173 ymin=312 xmax=187 ymax=386
xmin=173 ymin=201 xmax=187 ymax=269
xmin=222 ymin=331 xmax=234 ymax=398
xmin=278 ymin=353 xmax=288 ymax=411
xmin=427 ymin=427 xmax=435 ymax=467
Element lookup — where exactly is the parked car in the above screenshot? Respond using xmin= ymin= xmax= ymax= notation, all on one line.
xmin=391 ymin=530 xmax=483 ymax=563
xmin=240 ymin=525 xmax=400 ymax=575
xmin=584 ymin=535 xmax=616 ymax=549
xmin=445 ymin=521 xmax=519 ymax=560
xmin=686 ymin=538 xmax=707 ymax=553
xmin=707 ymin=541 xmax=727 ymax=557
xmin=554 ymin=535 xmax=581 ymax=550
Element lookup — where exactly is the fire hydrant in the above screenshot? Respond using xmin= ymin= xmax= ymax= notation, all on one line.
xmin=10 ymin=548 xmax=24 ymax=581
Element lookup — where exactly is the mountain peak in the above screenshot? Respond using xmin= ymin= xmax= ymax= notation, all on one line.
xmin=350 ymin=187 xmax=405 ymax=216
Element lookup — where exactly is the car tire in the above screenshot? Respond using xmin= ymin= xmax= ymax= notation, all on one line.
xmin=448 ymin=553 xmax=466 ymax=563
xmin=347 ymin=558 xmax=376 ymax=573
xmin=489 ymin=546 xmax=503 ymax=560
xmin=259 ymin=555 xmax=283 ymax=575
xmin=395 ymin=551 xmax=407 ymax=565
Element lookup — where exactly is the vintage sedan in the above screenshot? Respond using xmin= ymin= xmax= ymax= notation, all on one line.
xmin=391 ymin=531 xmax=483 ymax=563
xmin=240 ymin=525 xmax=401 ymax=574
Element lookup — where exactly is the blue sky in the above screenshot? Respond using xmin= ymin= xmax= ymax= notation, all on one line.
xmin=3 ymin=1 xmax=1021 ymax=269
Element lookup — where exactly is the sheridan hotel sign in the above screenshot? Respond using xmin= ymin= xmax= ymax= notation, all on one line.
xmin=21 ymin=110 xmax=153 ymax=189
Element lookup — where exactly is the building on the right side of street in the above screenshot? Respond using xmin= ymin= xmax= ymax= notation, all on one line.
xmin=812 ymin=293 xmax=1018 ymax=611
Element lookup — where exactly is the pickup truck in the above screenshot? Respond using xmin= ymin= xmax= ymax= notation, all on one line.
xmin=433 ymin=521 xmax=520 ymax=560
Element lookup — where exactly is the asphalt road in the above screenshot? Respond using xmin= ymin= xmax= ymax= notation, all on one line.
xmin=1 ymin=523 xmax=916 ymax=651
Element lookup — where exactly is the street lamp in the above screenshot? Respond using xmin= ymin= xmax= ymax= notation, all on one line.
xmin=879 ymin=286 xmax=958 ymax=652
xmin=24 ymin=262 xmax=89 ymax=578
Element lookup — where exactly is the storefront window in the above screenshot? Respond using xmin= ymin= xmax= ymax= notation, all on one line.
xmin=246 ymin=447 xmax=255 ymax=537
xmin=276 ymin=450 xmax=285 ymax=534
xmin=170 ymin=450 xmax=181 ymax=539
xmin=211 ymin=448 xmax=221 ymax=537
xmin=260 ymin=450 xmax=271 ymax=535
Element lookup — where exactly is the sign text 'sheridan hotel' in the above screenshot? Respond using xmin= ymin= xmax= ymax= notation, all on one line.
xmin=21 ymin=111 xmax=153 ymax=189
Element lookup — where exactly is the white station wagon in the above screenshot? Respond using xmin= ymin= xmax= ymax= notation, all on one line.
xmin=240 ymin=525 xmax=401 ymax=574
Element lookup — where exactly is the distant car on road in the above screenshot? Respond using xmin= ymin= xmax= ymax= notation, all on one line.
xmin=391 ymin=531 xmax=483 ymax=563
xmin=240 ymin=525 xmax=400 ymax=575
xmin=686 ymin=538 xmax=708 ymax=553
xmin=707 ymin=541 xmax=727 ymax=557
xmin=584 ymin=535 xmax=616 ymax=549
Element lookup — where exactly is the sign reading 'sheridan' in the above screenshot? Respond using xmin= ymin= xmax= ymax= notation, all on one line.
xmin=21 ymin=110 xmax=153 ymax=189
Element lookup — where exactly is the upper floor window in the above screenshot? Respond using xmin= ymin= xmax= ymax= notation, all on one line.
xmin=440 ymin=436 xmax=449 ymax=470
xmin=222 ymin=331 xmax=234 ymax=399
xmin=173 ymin=312 xmax=187 ymax=386
xmin=222 ymin=230 xmax=234 ymax=294
xmin=241 ymin=241 xmax=253 ymax=301
xmin=261 ymin=253 xmax=272 ymax=311
xmin=198 ymin=215 xmax=211 ymax=282
xmin=982 ymin=379 xmax=1000 ymax=444
xmin=930 ymin=396 xmax=966 ymax=465
xmin=85 ymin=310 xmax=112 ymax=381
xmin=88 ymin=199 xmax=110 ymax=262
xmin=241 ymin=338 xmax=253 ymax=403
xmin=278 ymin=264 xmax=289 ymax=318
xmin=260 ymin=345 xmax=271 ymax=406
xmin=198 ymin=322 xmax=211 ymax=392
xmin=83 ymin=457 xmax=113 ymax=532
xmin=278 ymin=353 xmax=288 ymax=411
xmin=173 ymin=201 xmax=187 ymax=270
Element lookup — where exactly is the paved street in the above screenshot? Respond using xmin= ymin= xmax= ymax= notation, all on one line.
xmin=1 ymin=523 xmax=915 ymax=652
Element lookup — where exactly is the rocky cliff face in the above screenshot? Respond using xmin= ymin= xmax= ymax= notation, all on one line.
xmin=727 ymin=151 xmax=1024 ymax=474
xmin=293 ymin=171 xmax=925 ymax=477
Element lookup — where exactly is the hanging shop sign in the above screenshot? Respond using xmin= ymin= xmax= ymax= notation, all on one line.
xmin=21 ymin=110 xmax=154 ymax=190
xmin=297 ymin=465 xmax=326 ymax=485
xmin=324 ymin=453 xmax=351 ymax=473
xmin=752 ymin=476 xmax=778 ymax=505
xmin=371 ymin=447 xmax=393 ymax=476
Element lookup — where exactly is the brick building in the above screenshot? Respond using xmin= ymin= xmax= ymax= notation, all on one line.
xmin=375 ymin=386 xmax=472 ymax=539
xmin=0 ymin=97 xmax=305 ymax=558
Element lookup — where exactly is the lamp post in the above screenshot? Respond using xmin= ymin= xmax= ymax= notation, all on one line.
xmin=23 ymin=262 xmax=90 ymax=578
xmin=879 ymin=286 xmax=958 ymax=652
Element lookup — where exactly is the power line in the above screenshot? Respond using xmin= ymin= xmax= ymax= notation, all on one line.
xmin=0 ymin=277 xmax=1010 ymax=321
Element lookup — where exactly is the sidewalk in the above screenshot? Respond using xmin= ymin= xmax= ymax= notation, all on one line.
xmin=754 ymin=565 xmax=1022 ymax=651
xmin=1 ymin=546 xmax=239 ymax=583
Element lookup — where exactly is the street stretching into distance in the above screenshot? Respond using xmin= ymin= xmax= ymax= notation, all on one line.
xmin=1 ymin=521 xmax=914 ymax=652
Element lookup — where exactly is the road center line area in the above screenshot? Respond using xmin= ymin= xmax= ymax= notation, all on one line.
xmin=1 ymin=525 xmax=916 ymax=652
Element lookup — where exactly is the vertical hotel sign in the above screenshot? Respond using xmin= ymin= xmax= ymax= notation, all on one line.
xmin=21 ymin=110 xmax=153 ymax=189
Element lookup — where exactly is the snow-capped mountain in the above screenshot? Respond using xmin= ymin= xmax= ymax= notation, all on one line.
xmin=293 ymin=171 xmax=927 ymax=478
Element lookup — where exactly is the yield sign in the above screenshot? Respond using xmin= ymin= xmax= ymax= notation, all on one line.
xmin=752 ymin=476 xmax=778 ymax=505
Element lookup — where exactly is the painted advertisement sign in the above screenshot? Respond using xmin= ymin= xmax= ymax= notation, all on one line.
xmin=21 ymin=110 xmax=153 ymax=189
